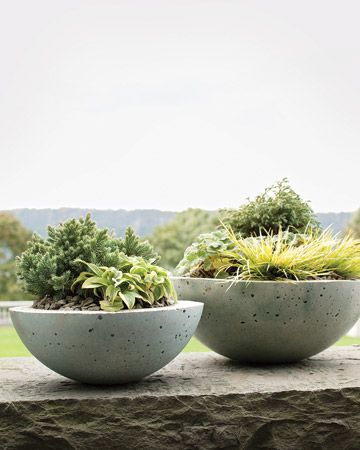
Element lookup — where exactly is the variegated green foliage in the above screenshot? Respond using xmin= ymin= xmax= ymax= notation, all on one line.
xmin=220 ymin=227 xmax=360 ymax=281
xmin=175 ymin=230 xmax=235 ymax=278
xmin=17 ymin=214 xmax=159 ymax=300
xmin=73 ymin=256 xmax=177 ymax=312
xmin=177 ymin=225 xmax=360 ymax=281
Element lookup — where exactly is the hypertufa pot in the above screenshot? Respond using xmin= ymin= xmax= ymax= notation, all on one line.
xmin=173 ymin=277 xmax=360 ymax=363
xmin=10 ymin=300 xmax=203 ymax=385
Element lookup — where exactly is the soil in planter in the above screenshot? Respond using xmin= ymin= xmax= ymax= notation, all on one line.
xmin=32 ymin=295 xmax=173 ymax=311
xmin=32 ymin=296 xmax=101 ymax=311
xmin=188 ymin=268 xmax=345 ymax=280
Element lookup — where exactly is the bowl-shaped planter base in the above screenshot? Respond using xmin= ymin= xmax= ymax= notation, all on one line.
xmin=10 ymin=300 xmax=203 ymax=385
xmin=173 ymin=278 xmax=360 ymax=363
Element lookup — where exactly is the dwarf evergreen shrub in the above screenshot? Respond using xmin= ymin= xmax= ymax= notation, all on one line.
xmin=17 ymin=214 xmax=159 ymax=300
xmin=221 ymin=179 xmax=320 ymax=236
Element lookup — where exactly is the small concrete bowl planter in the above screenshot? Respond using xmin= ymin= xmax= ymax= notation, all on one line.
xmin=173 ymin=277 xmax=360 ymax=363
xmin=10 ymin=300 xmax=203 ymax=385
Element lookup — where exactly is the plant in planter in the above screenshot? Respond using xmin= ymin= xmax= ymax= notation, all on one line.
xmin=16 ymin=215 xmax=160 ymax=309
xmin=173 ymin=181 xmax=360 ymax=363
xmin=72 ymin=256 xmax=176 ymax=311
xmin=11 ymin=215 xmax=203 ymax=384
xmin=220 ymin=178 xmax=321 ymax=236
xmin=176 ymin=229 xmax=234 ymax=279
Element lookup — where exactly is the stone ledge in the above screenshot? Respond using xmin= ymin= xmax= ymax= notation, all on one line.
xmin=1 ymin=346 xmax=360 ymax=450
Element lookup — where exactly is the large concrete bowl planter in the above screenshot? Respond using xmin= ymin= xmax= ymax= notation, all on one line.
xmin=10 ymin=300 xmax=203 ymax=385
xmin=173 ymin=277 xmax=360 ymax=363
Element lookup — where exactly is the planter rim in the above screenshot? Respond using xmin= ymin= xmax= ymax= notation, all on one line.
xmin=10 ymin=300 xmax=201 ymax=316
xmin=171 ymin=276 xmax=360 ymax=284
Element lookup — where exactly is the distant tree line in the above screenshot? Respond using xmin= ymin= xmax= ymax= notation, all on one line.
xmin=0 ymin=213 xmax=33 ymax=300
xmin=0 ymin=203 xmax=358 ymax=298
xmin=348 ymin=209 xmax=360 ymax=237
xmin=6 ymin=207 xmax=353 ymax=239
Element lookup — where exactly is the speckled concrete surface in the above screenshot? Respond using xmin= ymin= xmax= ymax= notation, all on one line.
xmin=174 ymin=278 xmax=360 ymax=362
xmin=10 ymin=300 xmax=203 ymax=384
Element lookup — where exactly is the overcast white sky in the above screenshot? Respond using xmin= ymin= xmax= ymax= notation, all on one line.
xmin=0 ymin=0 xmax=359 ymax=212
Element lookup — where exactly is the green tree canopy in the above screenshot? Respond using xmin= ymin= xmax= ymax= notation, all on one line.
xmin=149 ymin=209 xmax=218 ymax=269
xmin=0 ymin=213 xmax=32 ymax=300
xmin=0 ymin=212 xmax=32 ymax=261
xmin=347 ymin=209 xmax=360 ymax=238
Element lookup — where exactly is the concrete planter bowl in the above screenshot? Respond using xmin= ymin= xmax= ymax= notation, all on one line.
xmin=10 ymin=300 xmax=203 ymax=385
xmin=173 ymin=277 xmax=360 ymax=363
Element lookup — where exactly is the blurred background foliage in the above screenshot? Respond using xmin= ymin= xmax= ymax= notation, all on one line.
xmin=0 ymin=213 xmax=33 ymax=300
xmin=0 ymin=203 xmax=359 ymax=299
xmin=347 ymin=209 xmax=360 ymax=239
xmin=149 ymin=209 xmax=218 ymax=269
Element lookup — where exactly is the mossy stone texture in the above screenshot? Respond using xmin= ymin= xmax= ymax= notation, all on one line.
xmin=1 ymin=347 xmax=360 ymax=449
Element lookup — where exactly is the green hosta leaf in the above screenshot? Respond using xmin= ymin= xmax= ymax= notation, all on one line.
xmin=105 ymin=284 xmax=119 ymax=303
xmin=111 ymin=270 xmax=123 ymax=279
xmin=82 ymin=276 xmax=107 ymax=289
xmin=153 ymin=275 xmax=165 ymax=284
xmin=75 ymin=271 xmax=94 ymax=280
xmin=123 ymin=273 xmax=141 ymax=284
xmin=119 ymin=290 xmax=138 ymax=309
xmin=141 ymin=295 xmax=154 ymax=305
xmin=130 ymin=266 xmax=147 ymax=276
xmin=125 ymin=272 xmax=142 ymax=283
xmin=152 ymin=284 xmax=164 ymax=301
xmin=144 ymin=272 xmax=156 ymax=283
xmin=74 ymin=253 xmax=177 ymax=310
xmin=82 ymin=262 xmax=104 ymax=277
xmin=100 ymin=299 xmax=124 ymax=312
xmin=132 ymin=283 xmax=147 ymax=294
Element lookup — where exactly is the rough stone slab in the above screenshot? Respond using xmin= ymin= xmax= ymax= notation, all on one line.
xmin=1 ymin=346 xmax=360 ymax=450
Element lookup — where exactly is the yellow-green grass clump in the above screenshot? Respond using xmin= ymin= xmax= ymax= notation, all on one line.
xmin=219 ymin=227 xmax=360 ymax=281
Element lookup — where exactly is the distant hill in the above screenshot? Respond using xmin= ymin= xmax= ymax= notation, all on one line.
xmin=317 ymin=212 xmax=353 ymax=234
xmin=6 ymin=208 xmax=176 ymax=237
xmin=4 ymin=208 xmax=355 ymax=237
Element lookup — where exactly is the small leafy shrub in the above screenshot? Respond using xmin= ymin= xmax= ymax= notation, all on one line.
xmin=73 ymin=256 xmax=176 ymax=312
xmin=17 ymin=215 xmax=159 ymax=300
xmin=221 ymin=178 xmax=321 ymax=236
xmin=176 ymin=230 xmax=234 ymax=278
xmin=176 ymin=180 xmax=360 ymax=281
xmin=177 ymin=226 xmax=360 ymax=281
xmin=119 ymin=227 xmax=159 ymax=263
